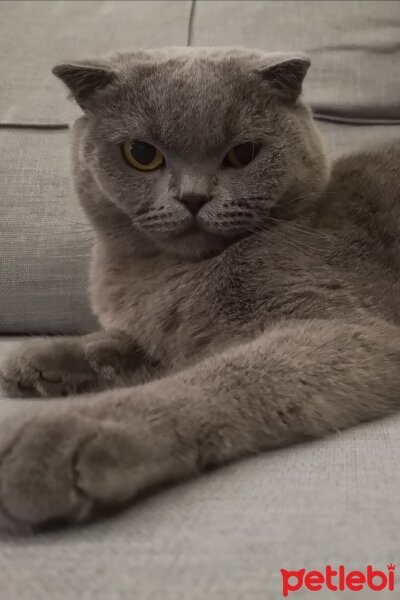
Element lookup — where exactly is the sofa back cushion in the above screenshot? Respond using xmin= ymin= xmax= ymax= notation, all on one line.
xmin=192 ymin=0 xmax=400 ymax=123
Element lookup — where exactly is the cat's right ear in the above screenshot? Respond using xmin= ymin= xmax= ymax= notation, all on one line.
xmin=52 ymin=60 xmax=117 ymax=110
xmin=255 ymin=54 xmax=311 ymax=104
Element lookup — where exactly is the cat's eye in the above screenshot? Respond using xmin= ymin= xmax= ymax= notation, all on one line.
xmin=122 ymin=141 xmax=164 ymax=171
xmin=224 ymin=142 xmax=261 ymax=168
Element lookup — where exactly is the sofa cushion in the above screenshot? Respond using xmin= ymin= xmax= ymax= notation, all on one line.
xmin=191 ymin=0 xmax=400 ymax=123
xmin=318 ymin=121 xmax=400 ymax=157
xmin=1 ymin=339 xmax=400 ymax=599
xmin=0 ymin=0 xmax=192 ymax=125
xmin=0 ymin=127 xmax=95 ymax=334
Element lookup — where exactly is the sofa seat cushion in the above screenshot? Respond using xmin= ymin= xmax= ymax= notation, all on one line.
xmin=1 ymin=338 xmax=400 ymax=599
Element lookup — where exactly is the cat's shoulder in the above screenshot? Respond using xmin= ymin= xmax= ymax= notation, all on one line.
xmin=330 ymin=140 xmax=400 ymax=186
xmin=323 ymin=140 xmax=400 ymax=217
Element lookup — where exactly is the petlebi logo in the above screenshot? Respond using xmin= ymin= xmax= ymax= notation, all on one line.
xmin=280 ymin=564 xmax=396 ymax=597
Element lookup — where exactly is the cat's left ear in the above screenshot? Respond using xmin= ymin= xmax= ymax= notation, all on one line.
xmin=255 ymin=55 xmax=310 ymax=104
xmin=52 ymin=60 xmax=117 ymax=110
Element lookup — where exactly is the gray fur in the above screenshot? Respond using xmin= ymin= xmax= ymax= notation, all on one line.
xmin=1 ymin=47 xmax=400 ymax=530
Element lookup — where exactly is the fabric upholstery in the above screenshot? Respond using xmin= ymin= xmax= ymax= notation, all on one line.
xmin=318 ymin=122 xmax=400 ymax=157
xmin=1 ymin=341 xmax=400 ymax=599
xmin=2 ymin=1 xmax=399 ymax=126
xmin=192 ymin=0 xmax=400 ymax=123
xmin=0 ymin=128 xmax=95 ymax=334
xmin=0 ymin=0 xmax=192 ymax=125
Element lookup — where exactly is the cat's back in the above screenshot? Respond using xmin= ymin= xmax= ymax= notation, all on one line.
xmin=316 ymin=141 xmax=400 ymax=233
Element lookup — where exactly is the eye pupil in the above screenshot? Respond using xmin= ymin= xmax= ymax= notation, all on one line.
xmin=130 ymin=142 xmax=156 ymax=165
xmin=234 ymin=143 xmax=255 ymax=165
xmin=224 ymin=142 xmax=261 ymax=168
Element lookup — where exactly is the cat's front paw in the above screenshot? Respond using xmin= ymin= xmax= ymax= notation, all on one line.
xmin=0 ymin=401 xmax=186 ymax=530
xmin=0 ymin=334 xmax=136 ymax=398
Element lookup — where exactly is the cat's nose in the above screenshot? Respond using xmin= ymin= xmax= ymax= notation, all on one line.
xmin=179 ymin=194 xmax=210 ymax=215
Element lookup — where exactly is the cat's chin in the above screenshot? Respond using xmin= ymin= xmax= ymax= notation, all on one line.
xmin=153 ymin=228 xmax=235 ymax=261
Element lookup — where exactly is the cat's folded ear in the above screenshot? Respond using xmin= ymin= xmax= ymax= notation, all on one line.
xmin=255 ymin=54 xmax=311 ymax=104
xmin=52 ymin=60 xmax=117 ymax=110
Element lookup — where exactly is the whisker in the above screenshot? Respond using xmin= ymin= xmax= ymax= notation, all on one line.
xmin=244 ymin=221 xmax=329 ymax=257
xmin=266 ymin=216 xmax=332 ymax=239
xmin=277 ymin=188 xmax=339 ymax=209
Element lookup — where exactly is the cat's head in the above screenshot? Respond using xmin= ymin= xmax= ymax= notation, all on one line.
xmin=54 ymin=47 xmax=328 ymax=260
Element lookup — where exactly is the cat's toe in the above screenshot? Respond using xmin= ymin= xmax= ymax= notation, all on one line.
xmin=0 ymin=401 xmax=174 ymax=530
xmin=74 ymin=423 xmax=148 ymax=505
xmin=0 ymin=340 xmax=99 ymax=398
xmin=0 ymin=411 xmax=94 ymax=528
xmin=0 ymin=355 xmax=42 ymax=398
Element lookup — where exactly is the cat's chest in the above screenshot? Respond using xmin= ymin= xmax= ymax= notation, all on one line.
xmin=90 ymin=249 xmax=253 ymax=367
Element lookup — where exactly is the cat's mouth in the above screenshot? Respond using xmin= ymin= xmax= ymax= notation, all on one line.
xmin=171 ymin=218 xmax=245 ymax=242
xmin=183 ymin=221 xmax=203 ymax=234
xmin=149 ymin=217 xmax=242 ymax=259
xmin=172 ymin=219 xmax=206 ymax=238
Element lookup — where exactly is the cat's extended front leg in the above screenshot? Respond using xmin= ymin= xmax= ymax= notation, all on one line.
xmin=0 ymin=330 xmax=147 ymax=398
xmin=1 ymin=317 xmax=400 ymax=529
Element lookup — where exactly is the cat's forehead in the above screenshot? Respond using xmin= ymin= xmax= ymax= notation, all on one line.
xmin=100 ymin=49 xmax=278 ymax=153
xmin=116 ymin=46 xmax=270 ymax=73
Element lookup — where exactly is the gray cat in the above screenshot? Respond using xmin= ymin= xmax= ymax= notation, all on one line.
xmin=1 ymin=47 xmax=400 ymax=530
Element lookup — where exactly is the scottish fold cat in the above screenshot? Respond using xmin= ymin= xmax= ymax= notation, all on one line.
xmin=1 ymin=47 xmax=400 ymax=529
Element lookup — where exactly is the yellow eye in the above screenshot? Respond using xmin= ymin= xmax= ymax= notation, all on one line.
xmin=224 ymin=142 xmax=261 ymax=168
xmin=122 ymin=141 xmax=164 ymax=171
